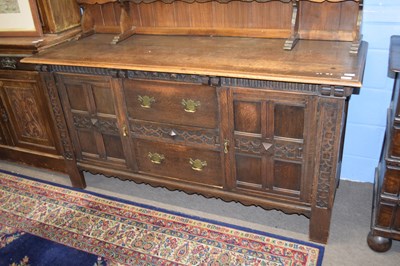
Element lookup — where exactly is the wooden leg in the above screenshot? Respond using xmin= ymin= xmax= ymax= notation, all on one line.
xmin=367 ymin=231 xmax=392 ymax=252
xmin=309 ymin=206 xmax=332 ymax=244
xmin=66 ymin=161 xmax=86 ymax=188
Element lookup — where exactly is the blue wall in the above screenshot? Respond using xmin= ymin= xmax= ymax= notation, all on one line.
xmin=341 ymin=0 xmax=400 ymax=182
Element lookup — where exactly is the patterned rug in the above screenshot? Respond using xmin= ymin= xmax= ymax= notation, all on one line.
xmin=0 ymin=169 xmax=324 ymax=265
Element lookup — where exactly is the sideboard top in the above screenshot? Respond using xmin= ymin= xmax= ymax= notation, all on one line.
xmin=23 ymin=34 xmax=367 ymax=87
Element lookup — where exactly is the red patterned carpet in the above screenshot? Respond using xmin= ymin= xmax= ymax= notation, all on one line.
xmin=0 ymin=170 xmax=324 ymax=265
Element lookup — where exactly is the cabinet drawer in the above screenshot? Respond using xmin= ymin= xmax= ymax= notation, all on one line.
xmin=375 ymin=200 xmax=400 ymax=232
xmin=390 ymin=126 xmax=400 ymax=158
xmin=136 ymin=140 xmax=223 ymax=187
xmin=123 ymin=79 xmax=218 ymax=129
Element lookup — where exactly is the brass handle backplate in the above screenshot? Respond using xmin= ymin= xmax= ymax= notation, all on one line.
xmin=182 ymin=99 xmax=200 ymax=113
xmin=148 ymin=152 xmax=165 ymax=164
xmin=138 ymin=95 xmax=155 ymax=108
xmin=189 ymin=158 xmax=207 ymax=171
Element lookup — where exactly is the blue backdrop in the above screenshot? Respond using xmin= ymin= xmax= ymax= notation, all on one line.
xmin=341 ymin=0 xmax=400 ymax=182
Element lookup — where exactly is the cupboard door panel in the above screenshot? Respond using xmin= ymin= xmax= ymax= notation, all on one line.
xmin=0 ymin=77 xmax=57 ymax=153
xmin=56 ymin=74 xmax=129 ymax=169
xmin=274 ymin=104 xmax=304 ymax=139
xmin=232 ymin=88 xmax=314 ymax=202
xmin=235 ymin=155 xmax=262 ymax=188
xmin=273 ymin=160 xmax=301 ymax=193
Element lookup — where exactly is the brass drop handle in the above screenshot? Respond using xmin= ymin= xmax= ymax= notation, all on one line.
xmin=182 ymin=99 xmax=201 ymax=113
xmin=189 ymin=158 xmax=207 ymax=171
xmin=148 ymin=152 xmax=165 ymax=164
xmin=223 ymin=139 xmax=229 ymax=154
xmin=122 ymin=125 xmax=128 ymax=137
xmin=138 ymin=95 xmax=155 ymax=108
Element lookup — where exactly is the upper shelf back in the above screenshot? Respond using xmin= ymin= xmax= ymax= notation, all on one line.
xmin=77 ymin=0 xmax=363 ymax=52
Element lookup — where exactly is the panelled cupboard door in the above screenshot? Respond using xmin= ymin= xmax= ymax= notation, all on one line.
xmin=0 ymin=72 xmax=58 ymax=154
xmin=229 ymin=88 xmax=316 ymax=203
xmin=56 ymin=73 xmax=132 ymax=170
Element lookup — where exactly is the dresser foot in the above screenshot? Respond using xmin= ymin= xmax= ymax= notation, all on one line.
xmin=66 ymin=162 xmax=86 ymax=189
xmin=367 ymin=231 xmax=392 ymax=252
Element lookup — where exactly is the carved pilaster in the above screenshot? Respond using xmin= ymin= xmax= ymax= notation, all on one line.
xmin=314 ymin=99 xmax=343 ymax=208
xmin=40 ymin=73 xmax=74 ymax=160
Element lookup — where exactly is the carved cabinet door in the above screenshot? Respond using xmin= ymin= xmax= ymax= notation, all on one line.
xmin=55 ymin=73 xmax=134 ymax=171
xmin=0 ymin=70 xmax=58 ymax=154
xmin=226 ymin=87 xmax=317 ymax=204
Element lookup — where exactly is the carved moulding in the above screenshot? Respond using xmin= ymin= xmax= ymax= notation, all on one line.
xmin=234 ymin=135 xmax=304 ymax=161
xmin=72 ymin=114 xmax=119 ymax=135
xmin=125 ymin=70 xmax=209 ymax=84
xmin=131 ymin=122 xmax=219 ymax=147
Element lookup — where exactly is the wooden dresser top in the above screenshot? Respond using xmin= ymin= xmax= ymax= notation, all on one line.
xmin=23 ymin=34 xmax=367 ymax=87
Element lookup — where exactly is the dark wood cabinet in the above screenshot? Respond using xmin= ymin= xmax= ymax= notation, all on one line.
xmin=0 ymin=68 xmax=65 ymax=171
xmin=368 ymin=36 xmax=400 ymax=252
xmin=0 ymin=0 xmax=81 ymax=172
xmin=22 ymin=0 xmax=367 ymax=244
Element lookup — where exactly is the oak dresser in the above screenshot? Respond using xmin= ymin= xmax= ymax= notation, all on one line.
xmin=22 ymin=0 xmax=367 ymax=244
xmin=368 ymin=36 xmax=400 ymax=252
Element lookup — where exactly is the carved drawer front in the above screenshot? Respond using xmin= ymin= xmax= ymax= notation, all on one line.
xmin=136 ymin=139 xmax=223 ymax=187
xmin=123 ymin=79 xmax=218 ymax=129
xmin=0 ymin=73 xmax=57 ymax=153
xmin=231 ymin=89 xmax=315 ymax=202
xmin=130 ymin=120 xmax=219 ymax=149
xmin=56 ymin=74 xmax=131 ymax=169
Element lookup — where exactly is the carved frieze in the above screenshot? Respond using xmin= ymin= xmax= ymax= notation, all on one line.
xmin=221 ymin=77 xmax=320 ymax=94
xmin=234 ymin=135 xmax=264 ymax=154
xmin=131 ymin=122 xmax=218 ymax=147
xmin=274 ymin=141 xmax=303 ymax=161
xmin=125 ymin=70 xmax=209 ymax=84
xmin=36 ymin=65 xmax=118 ymax=77
xmin=235 ymin=135 xmax=304 ymax=161
xmin=72 ymin=114 xmax=119 ymax=135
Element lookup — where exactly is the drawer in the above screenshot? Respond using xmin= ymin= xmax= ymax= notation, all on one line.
xmin=390 ymin=126 xmax=400 ymax=158
xmin=382 ymin=166 xmax=400 ymax=196
xmin=136 ymin=140 xmax=223 ymax=187
xmin=123 ymin=79 xmax=218 ymax=129
xmin=375 ymin=200 xmax=400 ymax=232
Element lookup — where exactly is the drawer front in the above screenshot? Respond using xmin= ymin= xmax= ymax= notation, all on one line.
xmin=382 ymin=166 xmax=400 ymax=196
xmin=136 ymin=140 xmax=223 ymax=187
xmin=390 ymin=126 xmax=400 ymax=158
xmin=123 ymin=79 xmax=218 ymax=129
xmin=375 ymin=200 xmax=400 ymax=232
